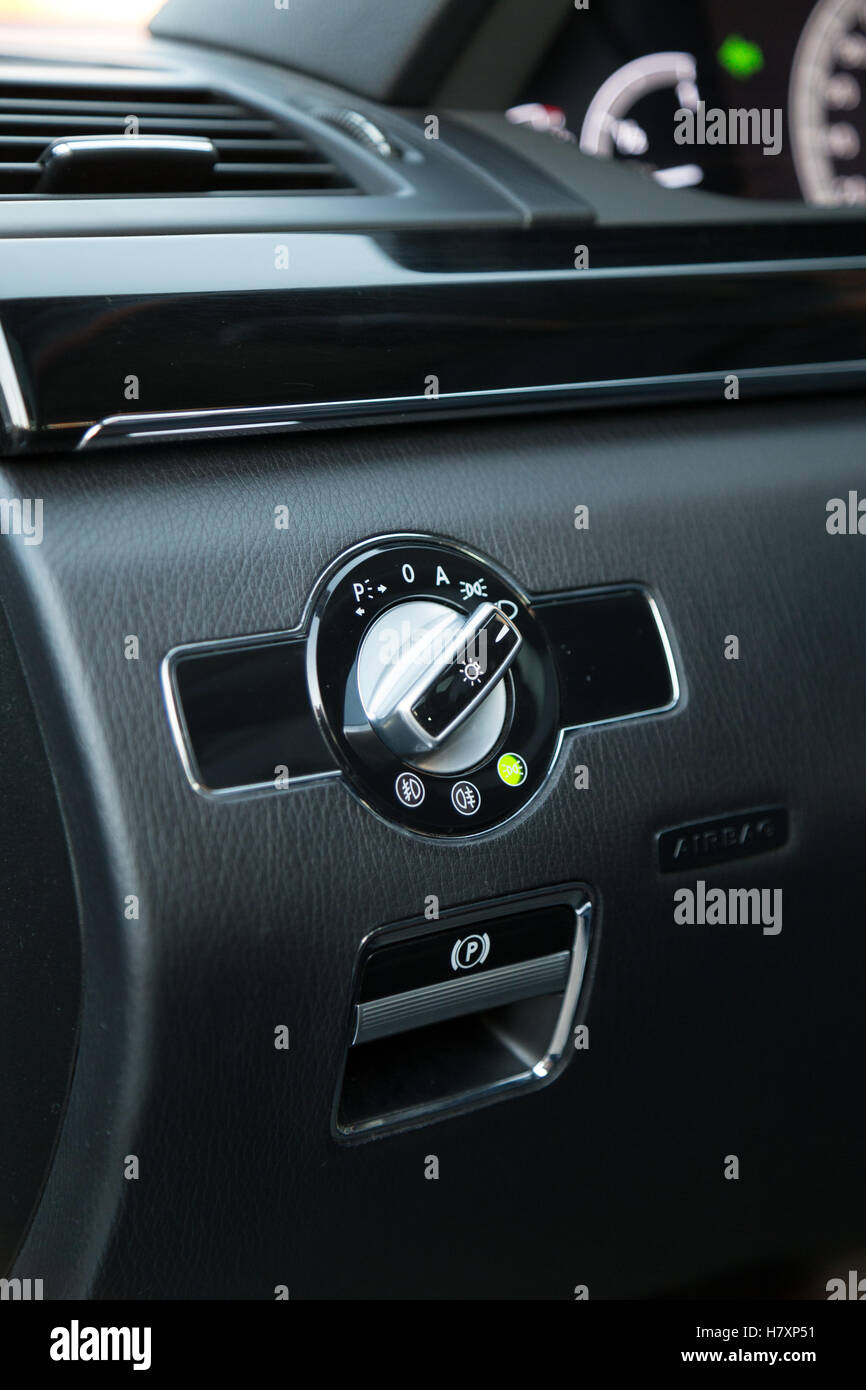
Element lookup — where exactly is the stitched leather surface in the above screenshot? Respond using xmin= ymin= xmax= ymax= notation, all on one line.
xmin=3 ymin=394 xmax=865 ymax=1298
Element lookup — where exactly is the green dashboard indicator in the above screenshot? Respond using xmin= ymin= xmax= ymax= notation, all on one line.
xmin=497 ymin=752 xmax=527 ymax=787
xmin=718 ymin=34 xmax=764 ymax=80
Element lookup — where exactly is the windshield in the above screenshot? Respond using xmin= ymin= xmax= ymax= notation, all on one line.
xmin=1 ymin=1 xmax=159 ymax=26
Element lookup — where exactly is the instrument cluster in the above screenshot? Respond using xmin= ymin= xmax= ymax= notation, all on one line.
xmin=510 ymin=0 xmax=866 ymax=205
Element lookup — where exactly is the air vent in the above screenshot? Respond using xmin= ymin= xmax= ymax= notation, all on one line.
xmin=0 ymin=78 xmax=359 ymax=195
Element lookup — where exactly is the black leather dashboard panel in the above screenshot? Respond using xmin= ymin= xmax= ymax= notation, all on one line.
xmin=2 ymin=394 xmax=864 ymax=1298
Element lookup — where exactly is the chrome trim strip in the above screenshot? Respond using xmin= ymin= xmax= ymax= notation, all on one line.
xmin=77 ymin=358 xmax=866 ymax=450
xmin=6 ymin=239 xmax=866 ymax=300
xmin=645 ymin=590 xmax=682 ymax=713
xmin=0 ymin=319 xmax=29 ymax=446
xmin=543 ymin=902 xmax=592 ymax=1069
xmin=353 ymin=950 xmax=572 ymax=1046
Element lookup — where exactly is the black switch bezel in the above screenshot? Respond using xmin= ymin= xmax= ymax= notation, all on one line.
xmin=161 ymin=533 xmax=680 ymax=835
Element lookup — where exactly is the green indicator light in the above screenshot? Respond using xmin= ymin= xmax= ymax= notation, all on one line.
xmin=718 ymin=34 xmax=764 ymax=80
xmin=497 ymin=752 xmax=527 ymax=787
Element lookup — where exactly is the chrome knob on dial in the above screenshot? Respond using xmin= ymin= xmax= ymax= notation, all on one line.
xmin=356 ymin=600 xmax=522 ymax=774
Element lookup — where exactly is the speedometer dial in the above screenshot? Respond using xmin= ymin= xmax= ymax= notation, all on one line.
xmin=580 ymin=52 xmax=705 ymax=188
xmin=791 ymin=0 xmax=866 ymax=203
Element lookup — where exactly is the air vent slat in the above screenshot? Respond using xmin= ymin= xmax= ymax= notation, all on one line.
xmin=213 ymin=162 xmax=337 ymax=177
xmin=0 ymin=138 xmax=57 ymax=156
xmin=212 ymin=139 xmax=314 ymax=156
xmin=0 ymin=77 xmax=359 ymax=196
xmin=0 ymin=116 xmax=279 ymax=137
xmin=211 ymin=162 xmax=347 ymax=192
xmin=0 ymin=81 xmax=227 ymax=104
xmin=0 ymin=98 xmax=251 ymax=119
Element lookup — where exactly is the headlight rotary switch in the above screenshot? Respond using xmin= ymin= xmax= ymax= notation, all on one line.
xmin=357 ymin=600 xmax=521 ymax=774
xmin=306 ymin=537 xmax=562 ymax=836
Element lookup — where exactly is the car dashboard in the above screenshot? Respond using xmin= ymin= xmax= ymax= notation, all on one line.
xmin=0 ymin=0 xmax=864 ymax=1330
